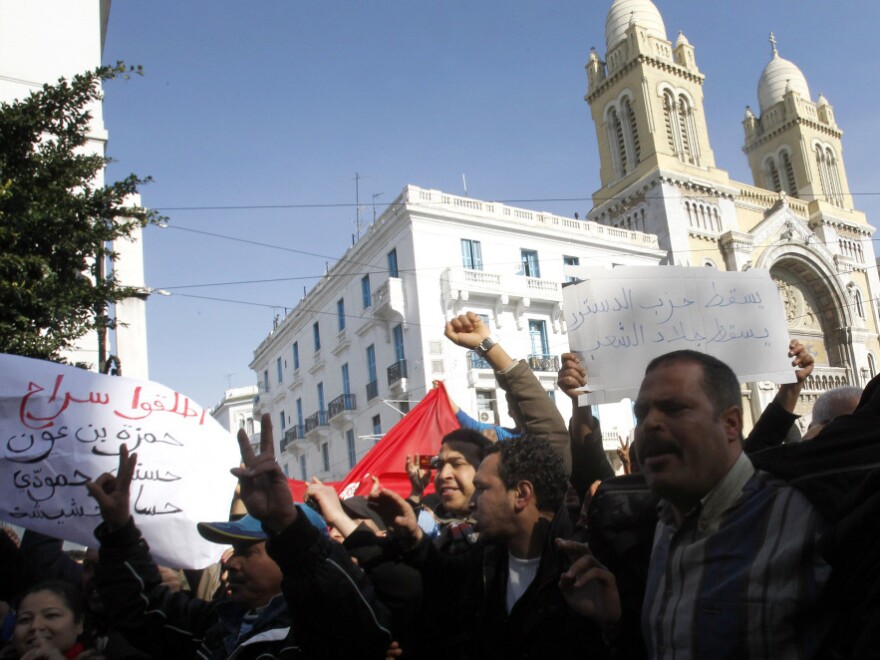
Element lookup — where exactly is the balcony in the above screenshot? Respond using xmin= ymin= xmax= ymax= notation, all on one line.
xmin=371 ymin=277 xmax=406 ymax=321
xmin=440 ymin=267 xmax=562 ymax=310
xmin=328 ymin=393 xmax=357 ymax=420
xmin=280 ymin=425 xmax=304 ymax=453
xmin=388 ymin=359 xmax=407 ymax=386
xmin=466 ymin=350 xmax=492 ymax=370
xmin=304 ymin=410 xmax=328 ymax=434
xmin=527 ymin=353 xmax=560 ymax=373
xmin=366 ymin=379 xmax=379 ymax=401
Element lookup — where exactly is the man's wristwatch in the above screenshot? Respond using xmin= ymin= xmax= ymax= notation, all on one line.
xmin=474 ymin=336 xmax=498 ymax=356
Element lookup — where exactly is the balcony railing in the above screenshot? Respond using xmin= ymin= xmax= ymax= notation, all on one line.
xmin=304 ymin=410 xmax=328 ymax=433
xmin=280 ymin=424 xmax=304 ymax=452
xmin=388 ymin=359 xmax=407 ymax=386
xmin=466 ymin=350 xmax=492 ymax=370
xmin=527 ymin=353 xmax=560 ymax=372
xmin=802 ymin=366 xmax=850 ymax=393
xmin=328 ymin=393 xmax=357 ymax=419
xmin=366 ymin=379 xmax=379 ymax=401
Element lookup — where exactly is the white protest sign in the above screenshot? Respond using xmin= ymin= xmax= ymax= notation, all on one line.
xmin=0 ymin=354 xmax=241 ymax=569
xmin=562 ymin=266 xmax=795 ymax=404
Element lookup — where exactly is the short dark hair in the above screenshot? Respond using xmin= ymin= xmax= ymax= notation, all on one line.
xmin=486 ymin=436 xmax=566 ymax=513
xmin=645 ymin=350 xmax=740 ymax=416
xmin=442 ymin=428 xmax=493 ymax=468
xmin=18 ymin=580 xmax=84 ymax=622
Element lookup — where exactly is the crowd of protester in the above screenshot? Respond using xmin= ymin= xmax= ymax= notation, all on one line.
xmin=1 ymin=311 xmax=878 ymax=659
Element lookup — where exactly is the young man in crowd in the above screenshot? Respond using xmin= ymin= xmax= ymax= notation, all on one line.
xmin=372 ymin=434 xmax=607 ymax=659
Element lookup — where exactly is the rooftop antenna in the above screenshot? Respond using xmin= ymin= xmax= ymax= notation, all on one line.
xmin=462 ymin=173 xmax=469 ymax=197
xmin=354 ymin=172 xmax=370 ymax=239
xmin=355 ymin=172 xmax=361 ymax=239
xmin=372 ymin=192 xmax=383 ymax=223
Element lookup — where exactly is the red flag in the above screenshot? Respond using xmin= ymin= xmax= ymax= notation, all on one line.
xmin=335 ymin=382 xmax=459 ymax=498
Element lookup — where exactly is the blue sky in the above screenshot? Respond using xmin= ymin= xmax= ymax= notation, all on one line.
xmin=101 ymin=1 xmax=880 ymax=408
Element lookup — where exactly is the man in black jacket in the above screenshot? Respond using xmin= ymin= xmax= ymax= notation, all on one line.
xmin=88 ymin=415 xmax=392 ymax=659
xmin=372 ymin=435 xmax=607 ymax=659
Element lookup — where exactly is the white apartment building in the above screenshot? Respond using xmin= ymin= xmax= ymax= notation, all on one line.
xmin=251 ymin=185 xmax=664 ymax=481
xmin=211 ymin=385 xmax=261 ymax=436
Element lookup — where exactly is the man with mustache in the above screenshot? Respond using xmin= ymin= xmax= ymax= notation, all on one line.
xmin=561 ymin=350 xmax=831 ymax=659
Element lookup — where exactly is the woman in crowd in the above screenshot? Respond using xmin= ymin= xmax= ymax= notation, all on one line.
xmin=3 ymin=581 xmax=90 ymax=660
xmin=2 ymin=581 xmax=147 ymax=660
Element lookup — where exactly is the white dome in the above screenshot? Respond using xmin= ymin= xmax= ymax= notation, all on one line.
xmin=605 ymin=0 xmax=667 ymax=51
xmin=757 ymin=47 xmax=811 ymax=112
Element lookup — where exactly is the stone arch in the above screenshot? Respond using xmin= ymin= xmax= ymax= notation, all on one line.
xmin=764 ymin=251 xmax=850 ymax=369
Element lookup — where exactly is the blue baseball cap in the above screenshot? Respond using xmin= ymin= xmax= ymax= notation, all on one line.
xmin=197 ymin=514 xmax=266 ymax=544
xmin=197 ymin=506 xmax=328 ymax=545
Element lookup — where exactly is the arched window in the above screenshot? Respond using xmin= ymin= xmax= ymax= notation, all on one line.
xmin=826 ymin=148 xmax=844 ymax=206
xmin=609 ymin=107 xmax=627 ymax=178
xmin=677 ymin=96 xmax=692 ymax=162
xmin=815 ymin=143 xmax=844 ymax=206
xmin=815 ymin=145 xmax=831 ymax=203
xmin=622 ymin=98 xmax=641 ymax=167
xmin=663 ymin=91 xmax=677 ymax=153
xmin=766 ymin=158 xmax=782 ymax=193
xmin=854 ymin=288 xmax=865 ymax=319
xmin=869 ymin=353 xmax=877 ymax=379
xmin=781 ymin=151 xmax=797 ymax=197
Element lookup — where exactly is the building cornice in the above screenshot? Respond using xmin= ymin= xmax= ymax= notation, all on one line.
xmin=743 ymin=116 xmax=843 ymax=154
xmin=586 ymin=54 xmax=704 ymax=105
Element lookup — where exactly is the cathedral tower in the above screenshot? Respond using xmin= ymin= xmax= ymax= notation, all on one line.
xmin=586 ymin=0 xmax=718 ymax=188
xmin=742 ymin=35 xmax=854 ymax=211
xmin=585 ymin=0 xmax=735 ymax=265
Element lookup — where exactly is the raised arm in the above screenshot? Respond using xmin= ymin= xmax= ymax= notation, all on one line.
xmin=446 ymin=311 xmax=572 ymax=472
xmin=744 ymin=340 xmax=814 ymax=453
xmin=236 ymin=414 xmax=393 ymax=659
xmin=88 ymin=447 xmax=207 ymax=658
xmin=558 ymin=352 xmax=614 ymax=496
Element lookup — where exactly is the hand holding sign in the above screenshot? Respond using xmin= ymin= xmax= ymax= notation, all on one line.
xmin=86 ymin=444 xmax=137 ymax=531
xmin=557 ymin=352 xmax=589 ymax=400
xmin=231 ymin=413 xmax=298 ymax=534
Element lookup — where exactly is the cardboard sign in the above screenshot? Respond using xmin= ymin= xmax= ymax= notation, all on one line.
xmin=0 ymin=354 xmax=240 ymax=568
xmin=563 ymin=266 xmax=795 ymax=403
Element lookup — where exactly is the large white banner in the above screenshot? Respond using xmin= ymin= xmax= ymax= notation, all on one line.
xmin=0 ymin=354 xmax=241 ymax=568
xmin=562 ymin=266 xmax=795 ymax=403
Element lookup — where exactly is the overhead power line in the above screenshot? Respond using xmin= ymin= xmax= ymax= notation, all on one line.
xmin=153 ymin=191 xmax=880 ymax=213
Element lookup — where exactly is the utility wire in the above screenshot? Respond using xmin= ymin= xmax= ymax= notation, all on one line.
xmin=153 ymin=191 xmax=880 ymax=212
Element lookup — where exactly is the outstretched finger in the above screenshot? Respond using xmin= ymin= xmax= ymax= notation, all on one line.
xmin=556 ymin=538 xmax=592 ymax=563
xmin=117 ymin=444 xmax=137 ymax=494
xmin=259 ymin=412 xmax=274 ymax=457
xmin=237 ymin=426 xmax=257 ymax=466
xmin=572 ymin=565 xmax=615 ymax=590
xmin=84 ymin=475 xmax=108 ymax=504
